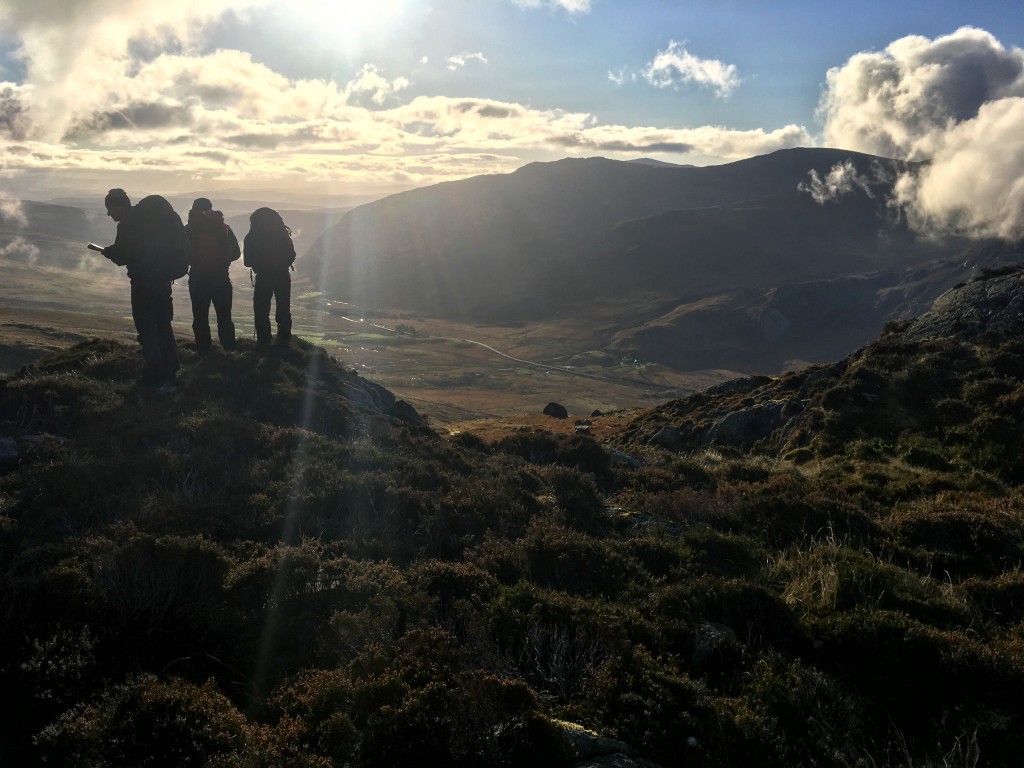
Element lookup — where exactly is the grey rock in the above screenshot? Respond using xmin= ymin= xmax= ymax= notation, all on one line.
xmin=701 ymin=400 xmax=787 ymax=449
xmin=609 ymin=449 xmax=643 ymax=468
xmin=650 ymin=426 xmax=682 ymax=448
xmin=555 ymin=720 xmax=640 ymax=762
xmin=704 ymin=375 xmax=772 ymax=397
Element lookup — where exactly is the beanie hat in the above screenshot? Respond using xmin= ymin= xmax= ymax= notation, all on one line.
xmin=104 ymin=188 xmax=131 ymax=208
xmin=192 ymin=197 xmax=213 ymax=212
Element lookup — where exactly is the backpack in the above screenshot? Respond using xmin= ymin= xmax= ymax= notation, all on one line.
xmin=188 ymin=210 xmax=231 ymax=273
xmin=135 ymin=195 xmax=189 ymax=280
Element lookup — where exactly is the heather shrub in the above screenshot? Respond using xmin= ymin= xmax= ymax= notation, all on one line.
xmin=881 ymin=493 xmax=1024 ymax=579
xmin=808 ymin=608 xmax=1024 ymax=758
xmin=493 ymin=431 xmax=611 ymax=479
xmin=93 ymin=535 xmax=232 ymax=669
xmin=655 ymin=576 xmax=805 ymax=665
xmin=678 ymin=527 xmax=763 ymax=579
xmin=542 ymin=466 xmax=608 ymax=535
xmin=717 ymin=476 xmax=879 ymax=549
xmin=35 ymin=675 xmax=250 ymax=767
xmin=408 ymin=559 xmax=499 ymax=617
xmin=741 ymin=655 xmax=870 ymax=767
xmin=359 ymin=672 xmax=545 ymax=768
xmin=960 ymin=569 xmax=1024 ymax=625
xmin=521 ymin=520 xmax=649 ymax=599
xmin=268 ymin=670 xmax=358 ymax=765
xmin=573 ymin=647 xmax=708 ymax=767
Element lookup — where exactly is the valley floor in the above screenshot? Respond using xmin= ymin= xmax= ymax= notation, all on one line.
xmin=0 ymin=260 xmax=736 ymax=427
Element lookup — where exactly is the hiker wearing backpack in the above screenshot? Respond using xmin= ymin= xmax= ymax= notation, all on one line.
xmin=100 ymin=188 xmax=188 ymax=392
xmin=185 ymin=198 xmax=241 ymax=353
xmin=243 ymin=207 xmax=295 ymax=346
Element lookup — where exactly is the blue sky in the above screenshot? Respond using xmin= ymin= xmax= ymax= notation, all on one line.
xmin=1 ymin=0 xmax=1023 ymax=228
xmin=204 ymin=0 xmax=1024 ymax=129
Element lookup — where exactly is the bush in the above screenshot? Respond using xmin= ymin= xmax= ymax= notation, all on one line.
xmin=35 ymin=675 xmax=250 ymax=767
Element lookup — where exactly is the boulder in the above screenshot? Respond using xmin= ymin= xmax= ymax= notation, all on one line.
xmin=700 ymin=400 xmax=787 ymax=450
xmin=650 ymin=426 xmax=682 ymax=448
xmin=543 ymin=402 xmax=569 ymax=419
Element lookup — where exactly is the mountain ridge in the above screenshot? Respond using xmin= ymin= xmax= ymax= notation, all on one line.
xmin=300 ymin=148 xmax=988 ymax=372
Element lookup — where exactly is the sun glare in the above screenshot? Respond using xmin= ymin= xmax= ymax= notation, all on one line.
xmin=290 ymin=0 xmax=407 ymax=38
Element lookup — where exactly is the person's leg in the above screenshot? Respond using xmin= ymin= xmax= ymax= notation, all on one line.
xmin=156 ymin=281 xmax=179 ymax=384
xmin=211 ymin=279 xmax=236 ymax=350
xmin=253 ymin=273 xmax=273 ymax=344
xmin=274 ymin=271 xmax=292 ymax=344
xmin=189 ymin=279 xmax=213 ymax=353
xmin=131 ymin=281 xmax=162 ymax=386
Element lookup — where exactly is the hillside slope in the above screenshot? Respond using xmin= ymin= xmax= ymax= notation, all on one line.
xmin=2 ymin=311 xmax=1024 ymax=766
xmin=300 ymin=147 xmax=1000 ymax=373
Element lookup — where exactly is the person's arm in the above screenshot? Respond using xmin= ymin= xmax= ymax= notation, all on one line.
xmin=227 ymin=226 xmax=241 ymax=262
xmin=101 ymin=219 xmax=136 ymax=266
xmin=285 ymin=232 xmax=296 ymax=266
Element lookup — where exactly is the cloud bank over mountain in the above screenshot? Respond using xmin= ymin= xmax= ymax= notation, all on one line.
xmin=820 ymin=27 xmax=1024 ymax=239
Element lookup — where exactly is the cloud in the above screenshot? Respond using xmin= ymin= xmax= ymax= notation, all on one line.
xmin=0 ymin=0 xmax=808 ymax=195
xmin=894 ymin=97 xmax=1024 ymax=239
xmin=0 ymin=236 xmax=39 ymax=264
xmin=643 ymin=41 xmax=740 ymax=98
xmin=798 ymin=159 xmax=879 ymax=204
xmin=0 ymin=190 xmax=27 ymax=227
xmin=0 ymin=0 xmax=264 ymax=141
xmin=0 ymin=83 xmax=30 ymax=140
xmin=820 ymin=27 xmax=1024 ymax=239
xmin=510 ymin=0 xmax=591 ymax=13
xmin=446 ymin=52 xmax=488 ymax=71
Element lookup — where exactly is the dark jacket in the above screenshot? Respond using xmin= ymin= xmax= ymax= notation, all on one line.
xmin=243 ymin=229 xmax=295 ymax=274
xmin=186 ymin=209 xmax=241 ymax=281
xmin=103 ymin=201 xmax=187 ymax=282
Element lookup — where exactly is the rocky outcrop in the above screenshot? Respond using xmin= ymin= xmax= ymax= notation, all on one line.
xmin=551 ymin=720 xmax=661 ymax=768
xmin=904 ymin=266 xmax=1024 ymax=343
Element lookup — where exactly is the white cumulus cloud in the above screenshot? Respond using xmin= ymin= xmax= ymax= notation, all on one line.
xmin=820 ymin=26 xmax=1024 ymax=239
xmin=643 ymin=41 xmax=740 ymax=98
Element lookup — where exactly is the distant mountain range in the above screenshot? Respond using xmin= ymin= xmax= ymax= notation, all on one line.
xmin=300 ymin=147 xmax=1023 ymax=372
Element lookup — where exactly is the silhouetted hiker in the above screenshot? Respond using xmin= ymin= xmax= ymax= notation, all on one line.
xmin=185 ymin=198 xmax=241 ymax=353
xmin=100 ymin=188 xmax=188 ymax=393
xmin=243 ymin=207 xmax=295 ymax=346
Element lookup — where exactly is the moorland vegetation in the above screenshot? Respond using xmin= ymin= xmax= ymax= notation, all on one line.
xmin=1 ymin=274 xmax=1024 ymax=766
